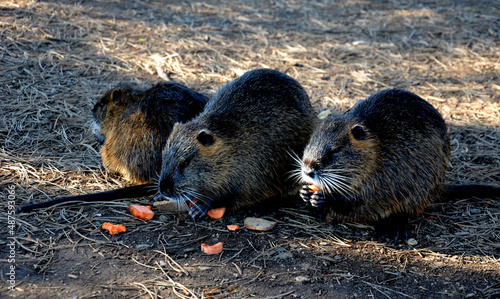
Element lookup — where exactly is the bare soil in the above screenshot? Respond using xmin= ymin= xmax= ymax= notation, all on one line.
xmin=1 ymin=0 xmax=499 ymax=298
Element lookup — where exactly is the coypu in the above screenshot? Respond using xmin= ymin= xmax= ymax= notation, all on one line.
xmin=18 ymin=82 xmax=208 ymax=213
xmin=298 ymin=89 xmax=500 ymax=239
xmin=93 ymin=82 xmax=209 ymax=183
xmin=156 ymin=68 xmax=316 ymax=218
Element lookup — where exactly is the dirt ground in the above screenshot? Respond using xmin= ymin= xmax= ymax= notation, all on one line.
xmin=1 ymin=0 xmax=499 ymax=298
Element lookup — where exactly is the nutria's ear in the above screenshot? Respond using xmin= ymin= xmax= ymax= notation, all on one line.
xmin=112 ymin=89 xmax=122 ymax=104
xmin=350 ymin=124 xmax=367 ymax=141
xmin=196 ymin=129 xmax=215 ymax=146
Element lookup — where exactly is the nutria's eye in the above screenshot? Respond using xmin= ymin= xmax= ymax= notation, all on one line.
xmin=351 ymin=125 xmax=367 ymax=141
xmin=331 ymin=146 xmax=342 ymax=154
xmin=196 ymin=130 xmax=215 ymax=146
xmin=182 ymin=159 xmax=190 ymax=169
xmin=112 ymin=89 xmax=122 ymax=104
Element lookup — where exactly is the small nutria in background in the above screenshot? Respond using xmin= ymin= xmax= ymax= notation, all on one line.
xmin=156 ymin=68 xmax=317 ymax=218
xmin=17 ymin=82 xmax=209 ymax=213
xmin=298 ymin=89 xmax=500 ymax=239
xmin=92 ymin=82 xmax=209 ymax=183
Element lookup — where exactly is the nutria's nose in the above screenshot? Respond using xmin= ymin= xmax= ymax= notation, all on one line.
xmin=302 ymin=158 xmax=321 ymax=179
xmin=159 ymin=177 xmax=174 ymax=197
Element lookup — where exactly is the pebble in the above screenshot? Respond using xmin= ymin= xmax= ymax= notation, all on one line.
xmin=407 ymin=238 xmax=418 ymax=246
xmin=295 ymin=276 xmax=309 ymax=283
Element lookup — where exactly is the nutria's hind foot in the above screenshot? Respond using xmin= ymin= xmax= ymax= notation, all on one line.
xmin=373 ymin=213 xmax=410 ymax=244
xmin=299 ymin=185 xmax=325 ymax=207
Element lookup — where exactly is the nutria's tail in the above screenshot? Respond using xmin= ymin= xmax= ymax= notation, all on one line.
xmin=443 ymin=184 xmax=500 ymax=201
xmin=17 ymin=183 xmax=156 ymax=212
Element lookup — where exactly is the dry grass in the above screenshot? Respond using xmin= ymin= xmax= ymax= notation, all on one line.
xmin=1 ymin=0 xmax=499 ymax=298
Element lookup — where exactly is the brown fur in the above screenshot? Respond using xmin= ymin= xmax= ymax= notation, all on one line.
xmin=156 ymin=69 xmax=317 ymax=217
xmin=300 ymin=89 xmax=450 ymax=223
xmin=92 ymin=82 xmax=208 ymax=183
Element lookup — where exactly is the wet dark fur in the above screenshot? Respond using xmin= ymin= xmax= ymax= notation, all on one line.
xmin=93 ymin=82 xmax=208 ymax=183
xmin=157 ymin=69 xmax=316 ymax=218
xmin=300 ymin=89 xmax=500 ymax=236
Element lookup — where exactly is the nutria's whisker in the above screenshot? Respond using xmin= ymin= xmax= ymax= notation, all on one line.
xmin=321 ymin=173 xmax=353 ymax=198
xmin=286 ymin=168 xmax=304 ymax=184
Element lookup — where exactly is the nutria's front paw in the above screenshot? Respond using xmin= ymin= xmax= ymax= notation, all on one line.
xmin=309 ymin=191 xmax=325 ymax=207
xmin=299 ymin=185 xmax=313 ymax=202
xmin=188 ymin=201 xmax=209 ymax=219
xmin=300 ymin=185 xmax=325 ymax=207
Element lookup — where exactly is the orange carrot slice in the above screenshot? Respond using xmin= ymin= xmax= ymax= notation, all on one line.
xmin=102 ymin=222 xmax=127 ymax=235
xmin=207 ymin=207 xmax=226 ymax=219
xmin=227 ymin=224 xmax=240 ymax=231
xmin=308 ymin=184 xmax=320 ymax=193
xmin=201 ymin=242 xmax=223 ymax=255
xmin=129 ymin=204 xmax=154 ymax=220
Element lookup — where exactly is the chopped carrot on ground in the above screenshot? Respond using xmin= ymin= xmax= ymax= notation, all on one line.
xmin=129 ymin=204 xmax=154 ymax=220
xmin=227 ymin=224 xmax=240 ymax=231
xmin=102 ymin=222 xmax=127 ymax=235
xmin=201 ymin=242 xmax=223 ymax=255
xmin=308 ymin=184 xmax=320 ymax=193
xmin=207 ymin=207 xmax=226 ymax=219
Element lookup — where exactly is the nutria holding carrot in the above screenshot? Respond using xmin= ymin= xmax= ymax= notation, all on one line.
xmin=298 ymin=89 xmax=500 ymax=239
xmin=92 ymin=82 xmax=209 ymax=183
xmin=156 ymin=68 xmax=316 ymax=217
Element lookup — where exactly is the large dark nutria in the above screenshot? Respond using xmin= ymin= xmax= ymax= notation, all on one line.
xmin=298 ymin=89 xmax=500 ymax=238
xmin=156 ymin=68 xmax=317 ymax=218
xmin=18 ymin=82 xmax=208 ymax=213
xmin=92 ymin=82 xmax=209 ymax=183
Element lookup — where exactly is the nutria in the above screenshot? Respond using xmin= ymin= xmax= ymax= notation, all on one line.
xmin=156 ymin=68 xmax=316 ymax=218
xmin=18 ymin=82 xmax=208 ymax=213
xmin=93 ymin=82 xmax=209 ymax=183
xmin=298 ymin=89 xmax=500 ymax=238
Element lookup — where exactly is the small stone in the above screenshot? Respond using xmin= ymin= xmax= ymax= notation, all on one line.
xmin=276 ymin=252 xmax=293 ymax=260
xmin=407 ymin=238 xmax=418 ymax=246
xmin=136 ymin=244 xmax=151 ymax=250
xmin=295 ymin=276 xmax=309 ymax=283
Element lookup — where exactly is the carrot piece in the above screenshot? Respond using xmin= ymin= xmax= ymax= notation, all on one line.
xmin=102 ymin=222 xmax=127 ymax=235
xmin=189 ymin=199 xmax=199 ymax=209
xmin=227 ymin=224 xmax=240 ymax=231
xmin=207 ymin=207 xmax=226 ymax=219
xmin=308 ymin=184 xmax=320 ymax=193
xmin=129 ymin=204 xmax=154 ymax=220
xmin=201 ymin=242 xmax=223 ymax=255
